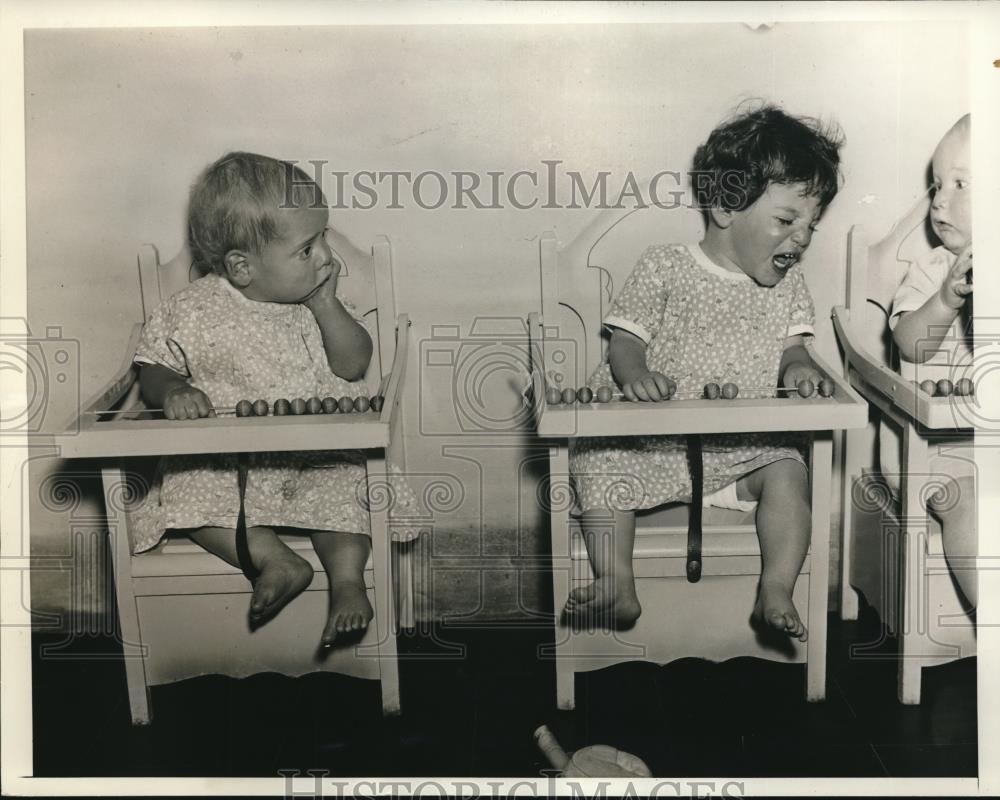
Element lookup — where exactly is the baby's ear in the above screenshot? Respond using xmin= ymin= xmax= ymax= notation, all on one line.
xmin=223 ymin=250 xmax=252 ymax=288
xmin=708 ymin=205 xmax=734 ymax=229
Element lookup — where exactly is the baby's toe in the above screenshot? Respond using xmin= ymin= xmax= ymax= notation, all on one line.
xmin=320 ymin=624 xmax=337 ymax=647
xmin=569 ymin=583 xmax=596 ymax=606
xmin=786 ymin=614 xmax=807 ymax=641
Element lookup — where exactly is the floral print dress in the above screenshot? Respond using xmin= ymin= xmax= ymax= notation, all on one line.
xmin=569 ymin=243 xmax=814 ymax=512
xmin=129 ymin=273 xmax=419 ymax=552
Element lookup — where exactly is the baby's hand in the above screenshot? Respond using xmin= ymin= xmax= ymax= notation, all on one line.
xmin=621 ymin=371 xmax=674 ymax=402
xmin=939 ymin=246 xmax=973 ymax=310
xmin=163 ymin=384 xmax=215 ymax=420
xmin=782 ymin=363 xmax=823 ymax=391
xmin=302 ymin=261 xmax=342 ymax=315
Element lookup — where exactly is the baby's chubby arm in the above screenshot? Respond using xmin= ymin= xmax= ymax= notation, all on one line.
xmin=608 ymin=328 xmax=673 ymax=401
xmin=139 ymin=363 xmax=216 ymax=420
xmin=303 ymin=268 xmax=373 ymax=381
xmin=779 ymin=335 xmax=823 ymax=388
xmin=892 ymin=246 xmax=972 ymax=363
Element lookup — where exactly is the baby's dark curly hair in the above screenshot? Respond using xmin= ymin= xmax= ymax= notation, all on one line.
xmin=187 ymin=152 xmax=326 ymax=275
xmin=692 ymin=104 xmax=844 ymax=213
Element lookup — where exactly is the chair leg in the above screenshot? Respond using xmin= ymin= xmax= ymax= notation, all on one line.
xmin=898 ymin=425 xmax=928 ymax=705
xmin=807 ymin=433 xmax=832 ymax=702
xmin=549 ymin=444 xmax=576 ymax=711
xmin=101 ymin=466 xmax=152 ymax=725
xmin=367 ymin=454 xmax=401 ymax=716
xmin=395 ymin=540 xmax=415 ymax=631
xmin=839 ymin=426 xmax=866 ymax=621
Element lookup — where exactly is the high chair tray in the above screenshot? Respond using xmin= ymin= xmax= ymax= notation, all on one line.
xmin=56 ymin=313 xmax=409 ymax=460
xmin=529 ymin=313 xmax=867 ymax=438
xmin=57 ymin=411 xmax=391 ymax=459
xmin=832 ymin=306 xmax=975 ymax=432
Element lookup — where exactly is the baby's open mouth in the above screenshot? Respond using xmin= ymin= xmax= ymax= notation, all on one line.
xmin=772 ymin=252 xmax=799 ymax=271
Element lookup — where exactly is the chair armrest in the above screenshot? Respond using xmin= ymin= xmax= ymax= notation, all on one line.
xmin=378 ymin=313 xmax=409 ymax=432
xmin=63 ymin=324 xmax=144 ymax=436
xmin=527 ymin=312 xmax=549 ymax=432
xmin=833 ymin=305 xmax=974 ymax=433
xmin=529 ymin=313 xmax=867 ymax=439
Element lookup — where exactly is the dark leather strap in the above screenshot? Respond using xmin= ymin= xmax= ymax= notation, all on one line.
xmin=686 ymin=434 xmax=703 ymax=583
xmin=235 ymin=454 xmax=260 ymax=584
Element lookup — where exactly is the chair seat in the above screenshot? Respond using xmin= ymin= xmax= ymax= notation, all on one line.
xmin=131 ymin=534 xmax=375 ymax=597
xmin=569 ymin=521 xmax=812 ymax=580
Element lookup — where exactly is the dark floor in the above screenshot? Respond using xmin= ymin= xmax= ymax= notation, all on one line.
xmin=32 ymin=596 xmax=976 ymax=778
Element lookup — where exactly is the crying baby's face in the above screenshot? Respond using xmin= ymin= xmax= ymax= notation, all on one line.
xmin=721 ymin=182 xmax=823 ymax=288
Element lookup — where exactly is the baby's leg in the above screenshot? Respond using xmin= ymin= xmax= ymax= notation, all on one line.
xmin=929 ymin=475 xmax=977 ymax=609
xmin=188 ymin=526 xmax=313 ymax=625
xmin=738 ymin=459 xmax=810 ymax=641
xmin=310 ymin=531 xmax=373 ymax=647
xmin=564 ymin=509 xmax=641 ymax=629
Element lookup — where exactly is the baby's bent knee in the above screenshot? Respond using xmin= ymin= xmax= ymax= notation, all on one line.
xmin=740 ymin=458 xmax=808 ymax=501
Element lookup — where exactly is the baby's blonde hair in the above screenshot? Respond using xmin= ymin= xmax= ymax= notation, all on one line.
xmin=187 ymin=152 xmax=326 ymax=275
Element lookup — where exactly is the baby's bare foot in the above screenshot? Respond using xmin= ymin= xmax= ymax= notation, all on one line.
xmin=320 ymin=581 xmax=373 ymax=647
xmin=752 ymin=581 xmax=807 ymax=641
xmin=564 ymin=576 xmax=641 ymax=629
xmin=248 ymin=551 xmax=313 ymax=626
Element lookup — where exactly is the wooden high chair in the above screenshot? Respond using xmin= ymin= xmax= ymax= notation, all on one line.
xmin=833 ymin=198 xmax=976 ymax=705
xmin=528 ymin=204 xmax=867 ymax=710
xmin=56 ymin=231 xmax=416 ymax=723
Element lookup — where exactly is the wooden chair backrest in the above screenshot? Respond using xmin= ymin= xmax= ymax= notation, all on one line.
xmin=136 ymin=231 xmax=398 ymax=386
xmin=539 ymin=200 xmax=705 ymax=387
xmin=845 ymin=194 xmax=933 ymax=368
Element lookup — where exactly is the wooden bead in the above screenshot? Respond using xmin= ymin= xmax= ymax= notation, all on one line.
xmin=235 ymin=400 xmax=253 ymax=417
xmin=577 ymin=387 xmax=593 ymax=404
xmin=721 ymin=382 xmax=739 ymax=400
xmin=290 ymin=397 xmax=307 ymax=415
xmin=955 ymin=378 xmax=974 ymax=396
xmin=704 ymin=383 xmax=721 ymax=400
xmin=338 ymin=396 xmax=355 ymax=413
xmin=920 ymin=379 xmax=937 ymax=396
xmin=936 ymin=379 xmax=954 ymax=397
xmin=561 ymin=387 xmax=577 ymax=405
xmin=818 ymin=379 xmax=834 ymax=398
xmin=273 ymin=398 xmax=291 ymax=416
xmin=321 ymin=396 xmax=338 ymax=414
xmin=306 ymin=396 xmax=323 ymax=414
xmin=252 ymin=399 xmax=269 ymax=417
xmin=370 ymin=395 xmax=385 ymax=412
xmin=796 ymin=379 xmax=815 ymax=399
xmin=595 ymin=386 xmax=613 ymax=403
xmin=354 ymin=395 xmax=371 ymax=413
xmin=546 ymin=387 xmax=563 ymax=405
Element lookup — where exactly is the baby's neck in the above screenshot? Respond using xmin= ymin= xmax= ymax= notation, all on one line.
xmin=699 ymin=230 xmax=745 ymax=275
xmin=218 ymin=274 xmax=270 ymax=304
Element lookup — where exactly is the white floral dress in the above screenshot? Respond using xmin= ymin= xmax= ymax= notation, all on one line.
xmin=129 ymin=273 xmax=420 ymax=553
xmin=569 ymin=243 xmax=815 ymax=512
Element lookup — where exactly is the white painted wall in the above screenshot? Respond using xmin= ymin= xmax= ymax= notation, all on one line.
xmin=25 ymin=22 xmax=967 ymax=617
